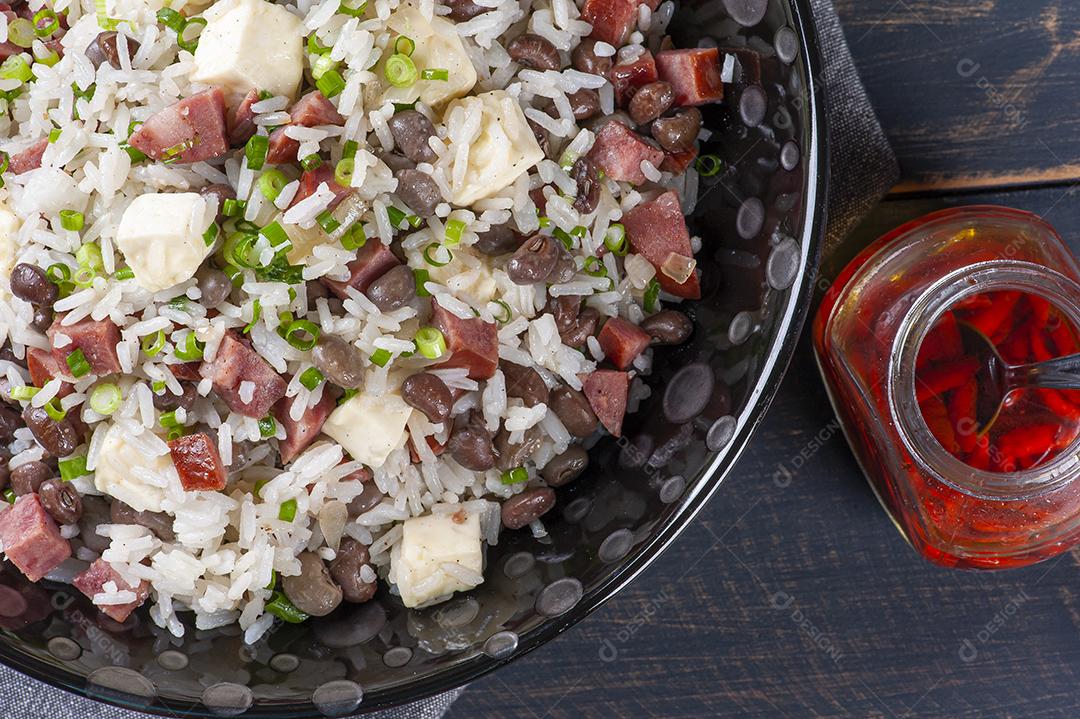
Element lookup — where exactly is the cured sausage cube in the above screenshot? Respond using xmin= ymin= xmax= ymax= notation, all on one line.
xmin=610 ymin=50 xmax=658 ymax=106
xmin=588 ymin=121 xmax=665 ymax=185
xmin=290 ymin=164 xmax=353 ymax=209
xmin=581 ymin=0 xmax=638 ymax=46
xmin=623 ymin=190 xmax=701 ymax=299
xmin=9 ymin=138 xmax=47 ymax=174
xmin=656 ymin=49 xmax=725 ymax=106
xmin=200 ymin=332 xmax=288 ymax=418
xmin=0 ymin=493 xmax=71 ymax=582
xmin=128 ymin=87 xmax=230 ymax=164
xmin=228 ymin=88 xmax=261 ymax=146
xmin=322 ymin=240 xmax=400 ymax=300
xmin=431 ymin=302 xmax=499 ymax=380
xmin=168 ymin=432 xmax=228 ymax=491
xmin=72 ymin=559 xmax=151 ymax=623
xmin=598 ymin=316 xmax=651 ymax=369
xmin=582 ymin=369 xmax=629 ymax=437
xmin=47 ymin=314 xmax=123 ymax=376
xmin=273 ymin=390 xmax=337 ymax=465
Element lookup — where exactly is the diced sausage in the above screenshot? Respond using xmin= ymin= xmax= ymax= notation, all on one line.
xmin=168 ymin=361 xmax=203 ymax=381
xmin=199 ymin=332 xmax=288 ymax=418
xmin=581 ymin=0 xmax=638 ymax=46
xmin=168 ymin=431 xmax=228 ymax=491
xmin=623 ymin=190 xmax=700 ymax=299
xmin=25 ymin=347 xmax=74 ymax=396
xmin=0 ymin=41 xmax=21 ymax=62
xmin=72 ymin=558 xmax=151 ymax=623
xmin=407 ymin=433 xmax=447 ymax=464
xmin=265 ymin=126 xmax=299 ymax=165
xmin=9 ymin=138 xmax=47 ymax=175
xmin=582 ymin=369 xmax=629 ymax=437
xmin=431 ymin=302 xmax=499 ymax=380
xmin=228 ymin=88 xmax=260 ymax=146
xmin=290 ymin=164 xmax=353 ymax=209
xmin=290 ymin=90 xmax=345 ymax=127
xmin=272 ymin=389 xmax=336 ymax=465
xmin=610 ymin=50 xmax=658 ymax=106
xmin=597 ymin=316 xmax=651 ymax=369
xmin=321 ymin=240 xmax=400 ymax=300
xmin=128 ymin=87 xmax=229 ymax=164
xmin=587 ymin=121 xmax=665 ymax=185
xmin=0 ymin=493 xmax=71 ymax=582
xmin=655 ymin=48 xmax=725 ymax=106
xmin=660 ymin=147 xmax=698 ymax=175
xmin=47 ymin=314 xmax=123 ymax=376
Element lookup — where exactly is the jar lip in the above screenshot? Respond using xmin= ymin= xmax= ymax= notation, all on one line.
xmin=889 ymin=261 xmax=1080 ymax=500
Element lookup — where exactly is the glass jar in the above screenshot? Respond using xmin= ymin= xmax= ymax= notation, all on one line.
xmin=813 ymin=205 xmax=1080 ymax=569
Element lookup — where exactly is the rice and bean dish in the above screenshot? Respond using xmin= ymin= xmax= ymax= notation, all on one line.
xmin=0 ymin=0 xmax=726 ymax=641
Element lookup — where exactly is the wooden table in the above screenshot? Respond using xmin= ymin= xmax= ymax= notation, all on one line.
xmin=450 ymin=2 xmax=1080 ymax=717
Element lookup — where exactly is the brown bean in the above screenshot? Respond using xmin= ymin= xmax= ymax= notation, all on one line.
xmin=10 ymin=460 xmax=50 ymax=496
xmin=395 ymin=168 xmax=442 ymax=217
xmin=542 ymin=445 xmax=589 ymax=486
xmin=571 ymin=38 xmax=613 ymax=77
xmin=507 ymin=33 xmax=561 ymax=71
xmin=110 ymin=500 xmax=176 ymax=542
xmin=0 ymin=404 xmax=20 ymax=443
xmin=506 ymin=233 xmax=559 ymax=285
xmin=380 ymin=151 xmax=415 ymax=173
xmin=31 ymin=306 xmax=53 ymax=332
xmin=283 ymin=551 xmax=343 ymax=617
xmin=39 ymin=479 xmax=82 ymax=525
xmin=527 ymin=117 xmax=551 ymax=158
xmin=651 ymin=107 xmax=702 ymax=153
xmin=152 ymin=382 xmax=198 ymax=411
xmin=387 ymin=110 xmax=437 ymax=164
xmin=85 ymin=31 xmax=140 ymax=69
xmin=196 ymin=266 xmax=233 ymax=308
xmin=474 ymin=224 xmax=523 ymax=256
xmin=401 ymin=372 xmax=453 ymax=424
xmin=22 ymin=405 xmax=78 ymax=457
xmin=329 ymin=538 xmax=377 ymax=603
xmin=501 ymin=488 xmax=556 ymax=530
xmin=549 ymin=385 xmax=598 ymax=437
xmin=560 ymin=307 xmax=600 ymax=349
xmin=640 ymin=310 xmax=693 ymax=345
xmin=448 ymin=409 xmax=496 ymax=471
xmin=500 ymin=361 xmax=549 ymax=408
xmin=628 ymin=81 xmax=675 ymax=125
xmin=306 ymin=279 xmax=330 ymax=309
xmin=495 ymin=426 xmax=543 ymax=472
xmin=366 ymin=265 xmax=417 ymax=312
xmin=347 ymin=481 xmax=383 ymax=517
xmin=571 ymin=157 xmax=601 ymax=215
xmin=0 ymin=454 xmax=8 ymax=491
xmin=312 ymin=334 xmax=365 ymax=389
xmin=10 ymin=263 xmax=57 ymax=307
xmin=568 ymin=88 xmax=602 ymax=120
xmin=547 ymin=295 xmax=580 ymax=335
xmin=199 ymin=183 xmax=236 ymax=223
xmin=444 ymin=0 xmax=489 ymax=22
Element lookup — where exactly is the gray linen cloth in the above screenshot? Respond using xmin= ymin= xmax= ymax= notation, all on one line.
xmin=0 ymin=0 xmax=895 ymax=716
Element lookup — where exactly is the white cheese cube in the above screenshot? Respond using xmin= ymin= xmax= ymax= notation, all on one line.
xmin=191 ymin=0 xmax=304 ymax=104
xmin=0 ymin=202 xmax=20 ymax=302
xmin=369 ymin=5 xmax=477 ymax=109
xmin=391 ymin=507 xmax=483 ymax=608
xmin=115 ymin=192 xmax=215 ymax=293
xmin=420 ymin=245 xmax=497 ymax=303
xmin=94 ymin=423 xmax=177 ymax=513
xmin=443 ymin=90 xmax=544 ymax=206
xmin=322 ymin=390 xmax=412 ymax=469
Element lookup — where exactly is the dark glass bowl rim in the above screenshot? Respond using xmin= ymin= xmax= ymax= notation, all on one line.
xmin=0 ymin=0 xmax=829 ymax=713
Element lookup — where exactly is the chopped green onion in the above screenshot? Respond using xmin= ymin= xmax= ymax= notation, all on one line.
xmin=0 ymin=55 xmax=33 ymax=83
xmin=604 ymin=223 xmax=627 ymax=255
xmin=59 ymin=455 xmax=89 ymax=482
xmin=695 ymin=154 xmax=722 ymax=177
xmin=33 ymin=8 xmax=59 ymax=37
xmin=337 ymin=0 xmax=367 ymax=16
xmin=386 ymin=206 xmax=407 ymax=228
xmin=307 ymin=32 xmax=330 ymax=55
xmin=537 ymin=214 xmax=551 ymax=228
xmin=43 ymin=397 xmax=66 ymax=421
xmin=222 ymin=198 xmax=246 ymax=217
xmin=168 ymin=295 xmax=190 ymax=312
xmin=72 ymin=266 xmax=96 ymax=288
xmin=266 ymin=591 xmax=309 ymax=623
xmin=384 ymin=53 xmax=417 ymax=88
xmin=142 ymin=330 xmax=166 ymax=357
xmin=156 ymin=7 xmax=185 ymax=31
xmin=60 ymin=209 xmax=85 ymax=232
xmin=167 ymin=427 xmax=185 ymax=441
xmin=151 ymin=380 xmax=166 ymax=394
xmin=113 ymin=266 xmax=135 ymax=281
xmin=253 ymin=477 xmax=269 ymax=497
xmin=66 ymin=349 xmax=91 ymax=378
xmin=177 ymin=17 xmax=206 ymax=53
xmin=420 ymin=68 xmax=449 ymax=82
xmin=339 ymin=387 xmax=359 ymax=405
xmin=259 ymin=415 xmax=277 ymax=438
xmin=341 ymin=222 xmax=366 ymax=250
xmin=558 ymin=150 xmax=578 ymax=172
xmin=48 ymin=128 xmax=60 ymax=143
xmin=245 ymin=134 xmax=269 ymax=171
xmin=123 ymin=142 xmax=146 ymax=163
xmin=583 ymin=255 xmax=607 ymax=277
xmin=394 ymin=35 xmax=415 ymax=56
xmin=76 ymin=242 xmax=103 ymax=272
xmin=174 ymin=333 xmax=205 ymax=361
xmin=243 ymin=299 xmax=262 ymax=334
xmin=90 ymin=383 xmax=122 ymax=415
xmin=7 ymin=19 xmax=34 ymax=48
xmin=159 ymin=410 xmax=182 ymax=428
xmin=2 ymin=489 xmax=14 ymax=504
xmin=444 ymin=218 xmax=465 ymax=246
xmin=258 ymin=169 xmax=288 ymax=202
xmin=422 ymin=243 xmax=452 ymax=267
xmin=311 ymin=53 xmax=338 ymax=81
xmin=334 ymin=157 xmax=354 ymax=187
xmin=491 ymin=299 xmax=512 ymax=324
xmin=301 ymin=153 xmax=322 ymax=171
xmin=0 ymin=151 xmax=8 ymax=174
xmin=46 ymin=262 xmax=71 ymax=285
xmin=413 ymin=268 xmax=431 ymax=297
xmin=299 ymin=367 xmax=324 ymax=390
xmin=234 ymin=219 xmax=260 ymax=234
xmin=224 ymin=231 xmax=259 ymax=269
xmin=316 ymin=210 xmax=340 ymax=234
xmin=283 ymin=319 xmax=320 ymax=351
xmin=643 ymin=277 xmax=660 ymax=313
xmin=161 ymin=138 xmax=193 ymax=163
xmin=500 ymin=466 xmax=528 ymax=485
xmin=278 ymin=498 xmax=298 ymax=522
xmin=34 ymin=47 xmax=59 ymax=66
xmin=316 ymin=69 xmax=345 ymax=99
xmin=366 ymin=347 xmax=390 ymax=367
xmin=552 ymin=227 xmax=574 ymax=250
xmin=342 ymin=140 xmax=358 ymax=160
xmin=10 ymin=385 xmax=38 ymax=401
xmin=414 ymin=326 xmax=446 ymax=360
xmin=203 ymin=223 xmax=219 ymax=247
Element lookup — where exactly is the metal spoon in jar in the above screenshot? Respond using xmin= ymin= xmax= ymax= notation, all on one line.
xmin=957 ymin=321 xmax=1080 ymax=433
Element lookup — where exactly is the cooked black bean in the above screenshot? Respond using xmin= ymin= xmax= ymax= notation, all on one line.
xmin=22 ymin=405 xmax=78 ymax=457
xmin=444 ymin=0 xmax=489 ymax=22
xmin=367 ymin=265 xmax=417 ymax=312
xmin=506 ymin=234 xmax=559 ymax=285
xmin=549 ymin=385 xmax=598 ymax=437
xmin=571 ymin=38 xmax=613 ymax=77
xmin=79 ymin=496 xmax=113 ymax=553
xmin=312 ymin=334 xmax=365 ymax=389
xmin=501 ymin=488 xmax=556 ymax=530
xmin=475 ymin=224 xmax=523 ymax=256
xmin=560 ymin=307 xmax=599 ymax=349
xmin=542 ymin=445 xmax=589 ymax=487
xmin=0 ymin=404 xmax=20 ymax=443
xmin=199 ymin=183 xmax=235 ymax=223
xmin=395 ymin=168 xmax=441 ymax=217
xmin=507 ymin=33 xmax=561 ymax=71
xmin=85 ymin=31 xmax=140 ymax=69
xmin=629 ymin=81 xmax=675 ymax=125
xmin=527 ymin=117 xmax=551 ymax=158
xmin=283 ymin=551 xmax=343 ymax=617
xmin=495 ymin=426 xmax=543 ymax=472
xmin=10 ymin=263 xmax=57 ymax=307
xmin=500 ymin=361 xmax=549 ymax=408
xmin=347 ymin=481 xmax=383 ymax=517
xmin=663 ymin=363 xmax=715 ymax=424
xmin=39 ymin=479 xmax=81 ymax=525
xmin=401 ymin=372 xmax=453 ymax=424
xmin=651 ymin=107 xmax=702 ymax=153
xmin=568 ymin=88 xmax=601 ymax=120
xmin=195 ymin=266 xmax=233 ymax=308
xmin=448 ymin=409 xmax=496 ymax=471
xmin=31 ymin=306 xmax=52 ymax=332
xmin=10 ymin=460 xmax=50 ymax=496
xmin=0 ymin=454 xmax=8 ymax=491
xmin=110 ymin=500 xmax=176 ymax=542
xmin=571 ymin=156 xmax=601 ymax=215
xmin=152 ymin=382 xmax=198 ymax=412
xmin=387 ymin=110 xmax=437 ymax=164
xmin=329 ymin=538 xmax=377 ymax=603
xmin=640 ymin=310 xmax=693 ymax=345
